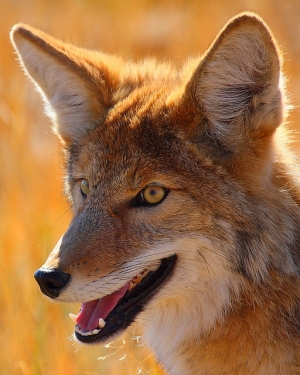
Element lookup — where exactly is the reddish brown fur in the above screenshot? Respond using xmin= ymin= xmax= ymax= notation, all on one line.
xmin=10 ymin=12 xmax=300 ymax=375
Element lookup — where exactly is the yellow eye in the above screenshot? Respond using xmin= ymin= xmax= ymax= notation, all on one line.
xmin=141 ymin=185 xmax=167 ymax=205
xmin=80 ymin=179 xmax=89 ymax=197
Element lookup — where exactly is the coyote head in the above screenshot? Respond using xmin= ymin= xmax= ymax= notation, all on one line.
xmin=10 ymin=13 xmax=300 ymax=375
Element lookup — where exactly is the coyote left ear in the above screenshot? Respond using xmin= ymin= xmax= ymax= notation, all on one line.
xmin=186 ymin=13 xmax=283 ymax=154
xmin=10 ymin=24 xmax=114 ymax=145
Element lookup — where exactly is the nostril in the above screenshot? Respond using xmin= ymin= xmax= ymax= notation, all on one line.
xmin=34 ymin=268 xmax=70 ymax=299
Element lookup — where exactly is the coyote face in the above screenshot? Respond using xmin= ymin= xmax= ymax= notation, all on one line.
xmin=11 ymin=13 xmax=300 ymax=375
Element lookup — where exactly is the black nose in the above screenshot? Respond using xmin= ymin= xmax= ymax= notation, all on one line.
xmin=34 ymin=268 xmax=70 ymax=298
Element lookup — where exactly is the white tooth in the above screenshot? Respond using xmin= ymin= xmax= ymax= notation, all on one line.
xmin=99 ymin=318 xmax=106 ymax=328
xmin=128 ymin=281 xmax=135 ymax=291
xmin=69 ymin=313 xmax=78 ymax=323
xmin=139 ymin=269 xmax=148 ymax=277
xmin=87 ymin=331 xmax=93 ymax=336
xmin=93 ymin=329 xmax=100 ymax=335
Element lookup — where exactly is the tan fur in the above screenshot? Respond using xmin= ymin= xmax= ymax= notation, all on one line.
xmin=10 ymin=13 xmax=300 ymax=375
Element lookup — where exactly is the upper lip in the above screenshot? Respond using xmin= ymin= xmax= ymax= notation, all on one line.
xmin=74 ymin=254 xmax=177 ymax=344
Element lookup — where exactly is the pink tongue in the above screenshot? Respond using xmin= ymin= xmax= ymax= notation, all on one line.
xmin=76 ymin=283 xmax=129 ymax=331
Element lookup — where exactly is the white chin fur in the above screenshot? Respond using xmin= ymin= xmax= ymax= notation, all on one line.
xmin=138 ymin=238 xmax=242 ymax=375
xmin=58 ymin=236 xmax=241 ymax=357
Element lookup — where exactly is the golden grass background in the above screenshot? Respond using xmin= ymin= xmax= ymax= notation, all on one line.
xmin=1 ymin=0 xmax=300 ymax=374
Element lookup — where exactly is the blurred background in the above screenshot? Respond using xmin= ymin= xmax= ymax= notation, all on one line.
xmin=1 ymin=0 xmax=300 ymax=374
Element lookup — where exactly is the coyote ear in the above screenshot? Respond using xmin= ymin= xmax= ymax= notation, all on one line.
xmin=10 ymin=24 xmax=110 ymax=145
xmin=186 ymin=13 xmax=283 ymax=154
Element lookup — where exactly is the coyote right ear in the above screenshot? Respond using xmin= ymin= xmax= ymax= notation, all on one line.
xmin=183 ymin=13 xmax=283 ymax=155
xmin=10 ymin=24 xmax=118 ymax=145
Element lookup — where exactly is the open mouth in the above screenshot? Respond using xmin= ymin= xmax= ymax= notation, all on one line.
xmin=69 ymin=255 xmax=177 ymax=344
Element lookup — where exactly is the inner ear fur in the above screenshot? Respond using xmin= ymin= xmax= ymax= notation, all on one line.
xmin=184 ymin=13 xmax=283 ymax=156
xmin=10 ymin=24 xmax=122 ymax=145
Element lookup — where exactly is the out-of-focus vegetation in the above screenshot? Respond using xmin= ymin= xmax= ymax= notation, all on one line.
xmin=1 ymin=1 xmax=300 ymax=374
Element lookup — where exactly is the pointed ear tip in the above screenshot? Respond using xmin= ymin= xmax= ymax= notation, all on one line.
xmin=223 ymin=12 xmax=280 ymax=57
xmin=10 ymin=23 xmax=27 ymax=36
xmin=10 ymin=23 xmax=38 ymax=47
xmin=227 ymin=12 xmax=271 ymax=33
xmin=232 ymin=11 xmax=264 ymax=21
xmin=10 ymin=23 xmax=28 ymax=45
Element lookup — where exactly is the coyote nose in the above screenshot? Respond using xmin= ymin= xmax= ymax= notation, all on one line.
xmin=34 ymin=268 xmax=70 ymax=298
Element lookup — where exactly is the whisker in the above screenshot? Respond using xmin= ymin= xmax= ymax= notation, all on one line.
xmin=196 ymin=249 xmax=213 ymax=291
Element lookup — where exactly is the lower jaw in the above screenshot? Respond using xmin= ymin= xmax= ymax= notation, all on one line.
xmin=74 ymin=254 xmax=177 ymax=344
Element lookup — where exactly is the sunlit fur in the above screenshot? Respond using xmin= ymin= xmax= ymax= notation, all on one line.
xmin=11 ymin=12 xmax=300 ymax=375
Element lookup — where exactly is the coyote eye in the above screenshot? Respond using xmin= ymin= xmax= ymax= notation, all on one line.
xmin=80 ymin=179 xmax=89 ymax=198
xmin=140 ymin=185 xmax=167 ymax=205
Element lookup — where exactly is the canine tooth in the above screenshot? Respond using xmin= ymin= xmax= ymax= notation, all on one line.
xmin=139 ymin=269 xmax=148 ymax=277
xmin=69 ymin=313 xmax=78 ymax=323
xmin=128 ymin=281 xmax=135 ymax=291
xmin=93 ymin=329 xmax=100 ymax=335
xmin=99 ymin=318 xmax=106 ymax=328
xmin=132 ymin=276 xmax=142 ymax=284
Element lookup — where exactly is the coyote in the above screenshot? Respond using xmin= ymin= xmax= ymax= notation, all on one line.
xmin=11 ymin=13 xmax=300 ymax=375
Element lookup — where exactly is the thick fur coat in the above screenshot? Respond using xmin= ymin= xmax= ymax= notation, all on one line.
xmin=11 ymin=13 xmax=300 ymax=375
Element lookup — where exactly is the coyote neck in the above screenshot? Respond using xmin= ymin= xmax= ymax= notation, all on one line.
xmin=148 ymin=274 xmax=300 ymax=375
